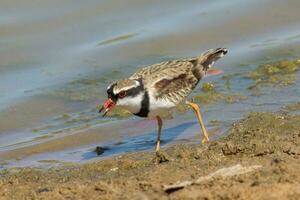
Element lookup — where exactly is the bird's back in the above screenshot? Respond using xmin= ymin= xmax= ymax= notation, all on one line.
xmin=130 ymin=60 xmax=196 ymax=86
xmin=129 ymin=48 xmax=227 ymax=105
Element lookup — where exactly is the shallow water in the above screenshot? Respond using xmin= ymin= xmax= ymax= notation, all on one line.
xmin=1 ymin=0 xmax=300 ymax=169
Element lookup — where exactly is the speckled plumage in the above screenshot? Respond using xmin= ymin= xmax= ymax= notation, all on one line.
xmin=100 ymin=48 xmax=227 ymax=151
xmin=104 ymin=48 xmax=227 ymax=118
xmin=129 ymin=48 xmax=227 ymax=105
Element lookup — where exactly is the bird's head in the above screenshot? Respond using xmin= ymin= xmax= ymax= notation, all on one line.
xmin=98 ymin=79 xmax=145 ymax=116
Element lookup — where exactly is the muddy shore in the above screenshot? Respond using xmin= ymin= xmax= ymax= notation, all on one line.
xmin=0 ymin=110 xmax=299 ymax=200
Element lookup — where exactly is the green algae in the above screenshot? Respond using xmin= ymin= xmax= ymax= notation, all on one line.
xmin=193 ymin=82 xmax=221 ymax=104
xmin=106 ymin=107 xmax=131 ymax=118
xmin=50 ymin=70 xmax=122 ymax=102
xmin=193 ymin=92 xmax=222 ymax=104
xmin=245 ymin=59 xmax=300 ymax=93
xmin=192 ymin=82 xmax=247 ymax=105
xmin=201 ymin=82 xmax=215 ymax=93
xmin=208 ymin=120 xmax=222 ymax=126
xmin=31 ymin=112 xmax=97 ymax=135
xmin=224 ymin=94 xmax=247 ymax=104
xmin=50 ymin=83 xmax=101 ymax=102
xmin=193 ymin=92 xmax=246 ymax=105
xmin=221 ymin=74 xmax=233 ymax=90
xmin=281 ymin=102 xmax=300 ymax=112
xmin=95 ymin=103 xmax=131 ymax=118
xmin=0 ymin=161 xmax=8 ymax=166
xmin=31 ymin=107 xmax=130 ymax=137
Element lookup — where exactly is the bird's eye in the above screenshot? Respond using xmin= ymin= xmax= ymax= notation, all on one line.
xmin=118 ymin=91 xmax=127 ymax=98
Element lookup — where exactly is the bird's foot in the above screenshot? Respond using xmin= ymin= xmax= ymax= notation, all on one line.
xmin=154 ymin=151 xmax=170 ymax=164
xmin=202 ymin=132 xmax=210 ymax=144
xmin=202 ymin=137 xmax=209 ymax=144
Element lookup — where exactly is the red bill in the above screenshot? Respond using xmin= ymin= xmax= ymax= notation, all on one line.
xmin=98 ymin=98 xmax=115 ymax=117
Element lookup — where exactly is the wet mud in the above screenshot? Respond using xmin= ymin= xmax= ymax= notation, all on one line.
xmin=0 ymin=109 xmax=299 ymax=199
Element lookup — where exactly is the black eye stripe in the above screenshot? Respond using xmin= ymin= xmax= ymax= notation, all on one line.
xmin=123 ymin=80 xmax=144 ymax=97
xmin=106 ymin=79 xmax=144 ymax=101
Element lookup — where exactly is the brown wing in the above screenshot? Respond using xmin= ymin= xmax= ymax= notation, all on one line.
xmin=153 ymin=72 xmax=198 ymax=103
xmin=131 ymin=48 xmax=227 ymax=81
xmin=130 ymin=61 xmax=176 ymax=80
xmin=129 ymin=48 xmax=227 ymax=103
xmin=144 ymin=60 xmax=199 ymax=103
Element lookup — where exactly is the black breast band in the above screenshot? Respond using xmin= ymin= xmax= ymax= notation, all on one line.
xmin=134 ymin=90 xmax=149 ymax=118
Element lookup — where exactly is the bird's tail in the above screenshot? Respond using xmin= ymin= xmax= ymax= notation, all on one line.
xmin=191 ymin=48 xmax=227 ymax=80
xmin=198 ymin=48 xmax=227 ymax=69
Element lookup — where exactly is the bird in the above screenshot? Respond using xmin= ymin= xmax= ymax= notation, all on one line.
xmin=98 ymin=48 xmax=227 ymax=152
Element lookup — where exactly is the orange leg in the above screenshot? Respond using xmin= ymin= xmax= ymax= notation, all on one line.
xmin=186 ymin=101 xmax=209 ymax=143
xmin=155 ymin=116 xmax=163 ymax=152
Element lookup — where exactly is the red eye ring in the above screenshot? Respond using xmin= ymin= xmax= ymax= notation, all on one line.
xmin=118 ymin=91 xmax=127 ymax=98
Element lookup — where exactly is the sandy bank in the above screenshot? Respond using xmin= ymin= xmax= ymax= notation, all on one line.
xmin=0 ymin=111 xmax=299 ymax=199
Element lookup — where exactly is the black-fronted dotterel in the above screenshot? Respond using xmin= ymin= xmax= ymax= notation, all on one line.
xmin=99 ymin=48 xmax=228 ymax=151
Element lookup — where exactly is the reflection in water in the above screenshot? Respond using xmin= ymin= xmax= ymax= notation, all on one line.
xmin=82 ymin=121 xmax=196 ymax=160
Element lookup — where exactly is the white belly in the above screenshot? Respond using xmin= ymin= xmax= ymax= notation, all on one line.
xmin=147 ymin=107 xmax=176 ymax=118
xmin=148 ymin=94 xmax=177 ymax=117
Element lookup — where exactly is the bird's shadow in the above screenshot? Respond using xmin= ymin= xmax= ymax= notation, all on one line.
xmin=81 ymin=121 xmax=196 ymax=160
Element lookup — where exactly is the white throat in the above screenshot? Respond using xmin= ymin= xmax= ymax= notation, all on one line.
xmin=116 ymin=92 xmax=144 ymax=114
